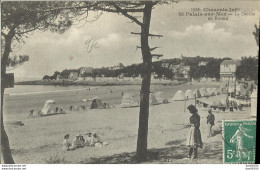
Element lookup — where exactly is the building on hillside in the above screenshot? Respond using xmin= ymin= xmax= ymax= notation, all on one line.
xmin=118 ymin=73 xmax=125 ymax=79
xmin=151 ymin=72 xmax=158 ymax=80
xmin=170 ymin=64 xmax=190 ymax=79
xmin=199 ymin=61 xmax=207 ymax=66
xmin=56 ymin=75 xmax=64 ymax=80
xmin=161 ymin=62 xmax=171 ymax=69
xmin=161 ymin=60 xmax=176 ymax=70
xmin=69 ymin=72 xmax=79 ymax=80
xmin=220 ymin=60 xmax=241 ymax=81
xmin=79 ymin=67 xmax=93 ymax=77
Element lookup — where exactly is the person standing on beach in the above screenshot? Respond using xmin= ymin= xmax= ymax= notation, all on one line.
xmin=186 ymin=105 xmax=203 ymax=159
xmin=207 ymin=108 xmax=215 ymax=137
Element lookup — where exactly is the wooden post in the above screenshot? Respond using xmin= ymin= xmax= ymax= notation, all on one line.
xmin=195 ymin=96 xmax=197 ymax=107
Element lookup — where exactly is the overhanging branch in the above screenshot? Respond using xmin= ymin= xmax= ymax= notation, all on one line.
xmin=111 ymin=2 xmax=143 ymax=26
xmin=131 ymin=32 xmax=163 ymax=38
xmin=135 ymin=46 xmax=160 ymax=52
xmin=150 ymin=47 xmax=160 ymax=51
xmin=152 ymin=54 xmax=163 ymax=59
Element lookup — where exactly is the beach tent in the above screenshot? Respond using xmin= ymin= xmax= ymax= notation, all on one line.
xmin=87 ymin=97 xmax=106 ymax=109
xmin=222 ymin=88 xmax=228 ymax=94
xmin=216 ymin=88 xmax=221 ymax=95
xmin=150 ymin=93 xmax=159 ymax=105
xmin=193 ymin=89 xmax=201 ymax=98
xmin=199 ymin=88 xmax=207 ymax=97
xmin=209 ymin=100 xmax=219 ymax=107
xmin=220 ymin=98 xmax=227 ymax=106
xmin=41 ymin=100 xmax=56 ymax=116
xmin=172 ymin=90 xmax=186 ymax=101
xmin=212 ymin=88 xmax=217 ymax=95
xmin=154 ymin=91 xmax=168 ymax=104
xmin=185 ymin=89 xmax=194 ymax=99
xmin=220 ymin=84 xmax=227 ymax=94
xmin=228 ymin=86 xmax=235 ymax=93
xmin=121 ymin=93 xmax=139 ymax=108
xmin=207 ymin=88 xmax=213 ymax=96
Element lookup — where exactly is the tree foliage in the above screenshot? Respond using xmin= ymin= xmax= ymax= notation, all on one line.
xmin=236 ymin=56 xmax=258 ymax=81
xmin=1 ymin=2 xmax=75 ymax=164
xmin=6 ymin=55 xmax=29 ymax=69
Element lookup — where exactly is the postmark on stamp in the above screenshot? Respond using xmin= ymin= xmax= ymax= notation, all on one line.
xmin=223 ymin=120 xmax=256 ymax=164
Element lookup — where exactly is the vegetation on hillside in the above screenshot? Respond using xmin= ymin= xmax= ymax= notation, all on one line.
xmin=44 ymin=56 xmax=258 ymax=81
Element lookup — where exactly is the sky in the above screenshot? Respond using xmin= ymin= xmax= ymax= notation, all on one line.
xmin=5 ymin=1 xmax=260 ymax=81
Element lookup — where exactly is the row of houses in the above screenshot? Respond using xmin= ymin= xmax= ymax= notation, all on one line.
xmin=161 ymin=59 xmax=241 ymax=81
xmin=57 ymin=59 xmax=242 ymax=81
xmin=56 ymin=63 xmax=126 ymax=80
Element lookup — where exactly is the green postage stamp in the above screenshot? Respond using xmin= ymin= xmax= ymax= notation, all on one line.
xmin=223 ymin=120 xmax=256 ymax=164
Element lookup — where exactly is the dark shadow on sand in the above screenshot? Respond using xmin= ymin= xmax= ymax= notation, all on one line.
xmin=78 ymin=141 xmax=222 ymax=164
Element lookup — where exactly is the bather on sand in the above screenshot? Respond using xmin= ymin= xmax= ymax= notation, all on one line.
xmin=62 ymin=134 xmax=76 ymax=151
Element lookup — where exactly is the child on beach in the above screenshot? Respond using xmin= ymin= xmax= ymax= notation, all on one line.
xmin=85 ymin=132 xmax=92 ymax=146
xmin=186 ymin=105 xmax=203 ymax=159
xmin=207 ymin=108 xmax=215 ymax=137
xmin=89 ymin=132 xmax=108 ymax=147
xmin=27 ymin=110 xmax=34 ymax=118
xmin=72 ymin=134 xmax=85 ymax=148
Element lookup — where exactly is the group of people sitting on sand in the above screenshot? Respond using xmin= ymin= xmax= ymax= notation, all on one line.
xmin=62 ymin=132 xmax=108 ymax=151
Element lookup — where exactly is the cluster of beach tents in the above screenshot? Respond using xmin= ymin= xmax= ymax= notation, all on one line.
xmin=120 ymin=88 xmax=223 ymax=108
xmin=172 ymin=88 xmax=221 ymax=101
xmin=121 ymin=91 xmax=169 ymax=108
xmin=38 ymin=86 xmax=246 ymax=116
xmin=37 ymin=97 xmax=111 ymax=117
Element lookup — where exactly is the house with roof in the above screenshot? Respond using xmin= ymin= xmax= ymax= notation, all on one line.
xmin=79 ymin=67 xmax=93 ymax=77
xmin=170 ymin=64 xmax=190 ymax=79
xmin=68 ymin=72 xmax=79 ymax=80
xmin=220 ymin=60 xmax=241 ymax=81
xmin=198 ymin=61 xmax=208 ymax=66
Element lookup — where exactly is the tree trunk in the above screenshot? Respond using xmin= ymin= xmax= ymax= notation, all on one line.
xmin=1 ymin=30 xmax=15 ymax=164
xmin=136 ymin=2 xmax=153 ymax=163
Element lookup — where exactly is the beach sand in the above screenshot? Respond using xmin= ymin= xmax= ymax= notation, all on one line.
xmin=3 ymin=83 xmax=254 ymax=164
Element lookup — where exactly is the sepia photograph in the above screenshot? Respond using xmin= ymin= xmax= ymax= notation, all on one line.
xmin=1 ymin=0 xmax=259 ymax=166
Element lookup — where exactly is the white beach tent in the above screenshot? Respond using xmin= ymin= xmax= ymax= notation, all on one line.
xmin=220 ymin=98 xmax=227 ymax=106
xmin=216 ymin=88 xmax=221 ymax=95
xmin=199 ymin=88 xmax=206 ymax=97
xmin=172 ymin=90 xmax=186 ymax=101
xmin=212 ymin=88 xmax=217 ymax=96
xmin=185 ymin=89 xmax=194 ymax=99
xmin=155 ymin=91 xmax=168 ymax=104
xmin=121 ymin=93 xmax=139 ymax=108
xmin=208 ymin=100 xmax=219 ymax=107
xmin=207 ymin=88 xmax=213 ymax=96
xmin=41 ymin=100 xmax=56 ymax=116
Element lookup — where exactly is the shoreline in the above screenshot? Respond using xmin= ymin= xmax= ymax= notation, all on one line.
xmin=14 ymin=80 xmax=185 ymax=86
